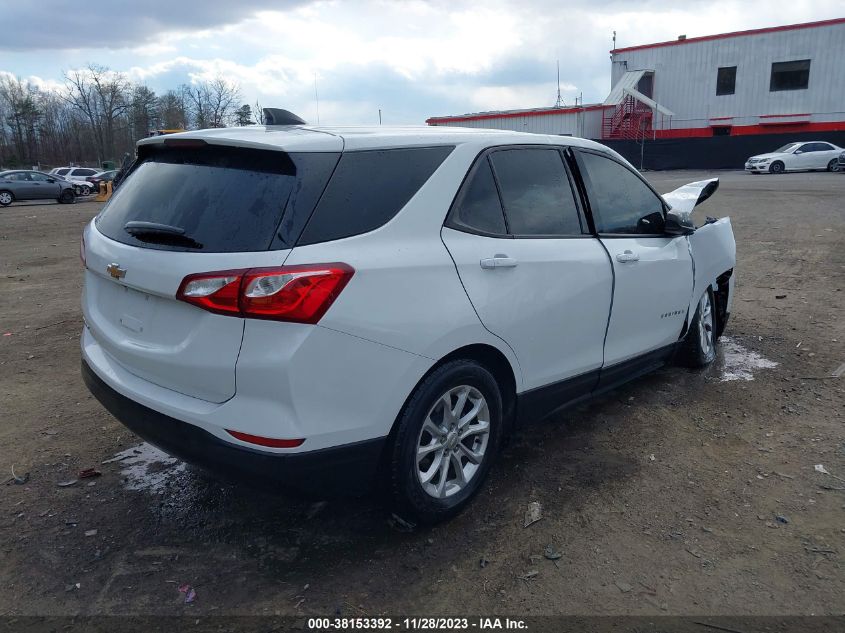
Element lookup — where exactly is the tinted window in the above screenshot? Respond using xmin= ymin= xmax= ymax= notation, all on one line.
xmin=770 ymin=60 xmax=810 ymax=91
xmin=448 ymin=159 xmax=507 ymax=235
xmin=298 ymin=146 xmax=454 ymax=246
xmin=490 ymin=149 xmax=582 ymax=235
xmin=56 ymin=168 xmax=70 ymax=176
xmin=578 ymin=151 xmax=665 ymax=235
xmin=96 ymin=145 xmax=338 ymax=253
xmin=716 ymin=66 xmax=736 ymax=96
xmin=72 ymin=168 xmax=96 ymax=176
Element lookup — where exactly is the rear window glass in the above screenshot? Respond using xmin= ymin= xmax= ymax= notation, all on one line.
xmin=448 ymin=158 xmax=507 ymax=236
xmin=96 ymin=145 xmax=339 ymax=253
xmin=297 ymin=146 xmax=454 ymax=246
xmin=490 ymin=148 xmax=583 ymax=235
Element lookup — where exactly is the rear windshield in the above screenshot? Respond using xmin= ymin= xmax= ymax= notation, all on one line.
xmin=95 ymin=144 xmax=339 ymax=253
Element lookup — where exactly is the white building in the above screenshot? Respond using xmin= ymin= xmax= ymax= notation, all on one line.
xmin=427 ymin=17 xmax=845 ymax=144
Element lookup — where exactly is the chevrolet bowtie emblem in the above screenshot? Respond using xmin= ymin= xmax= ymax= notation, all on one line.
xmin=106 ymin=263 xmax=126 ymax=279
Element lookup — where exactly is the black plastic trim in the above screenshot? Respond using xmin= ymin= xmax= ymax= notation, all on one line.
xmin=515 ymin=343 xmax=678 ymax=425
xmin=81 ymin=360 xmax=386 ymax=497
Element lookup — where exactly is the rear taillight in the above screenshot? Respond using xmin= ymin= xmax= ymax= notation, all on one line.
xmin=176 ymin=263 xmax=354 ymax=324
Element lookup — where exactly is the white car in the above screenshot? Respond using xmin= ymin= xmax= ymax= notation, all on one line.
xmin=745 ymin=141 xmax=842 ymax=174
xmin=80 ymin=117 xmax=736 ymax=523
xmin=49 ymin=167 xmax=99 ymax=194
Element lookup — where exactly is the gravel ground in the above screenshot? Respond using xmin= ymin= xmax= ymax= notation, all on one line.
xmin=1 ymin=170 xmax=843 ymax=617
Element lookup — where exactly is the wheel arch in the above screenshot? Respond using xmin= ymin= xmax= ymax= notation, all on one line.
xmin=376 ymin=342 xmax=519 ymax=486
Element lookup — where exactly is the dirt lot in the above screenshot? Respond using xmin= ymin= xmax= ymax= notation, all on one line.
xmin=1 ymin=171 xmax=843 ymax=618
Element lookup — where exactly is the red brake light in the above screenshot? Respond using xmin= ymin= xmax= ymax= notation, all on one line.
xmin=175 ymin=263 xmax=354 ymax=324
xmin=225 ymin=430 xmax=304 ymax=448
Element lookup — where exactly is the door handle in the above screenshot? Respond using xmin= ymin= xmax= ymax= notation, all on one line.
xmin=480 ymin=254 xmax=518 ymax=269
xmin=616 ymin=250 xmax=640 ymax=263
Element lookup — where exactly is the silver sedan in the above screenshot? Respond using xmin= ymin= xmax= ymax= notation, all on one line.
xmin=0 ymin=170 xmax=76 ymax=206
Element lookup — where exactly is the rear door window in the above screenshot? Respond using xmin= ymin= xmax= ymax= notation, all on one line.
xmin=576 ymin=150 xmax=666 ymax=235
xmin=96 ymin=145 xmax=339 ymax=252
xmin=489 ymin=148 xmax=583 ymax=236
xmin=297 ymin=146 xmax=454 ymax=246
xmin=447 ymin=158 xmax=507 ymax=236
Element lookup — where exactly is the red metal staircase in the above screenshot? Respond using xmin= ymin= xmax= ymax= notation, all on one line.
xmin=601 ymin=95 xmax=653 ymax=140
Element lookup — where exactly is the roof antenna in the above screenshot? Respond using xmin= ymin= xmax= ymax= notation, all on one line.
xmin=554 ymin=59 xmax=564 ymax=108
xmin=314 ymin=72 xmax=320 ymax=125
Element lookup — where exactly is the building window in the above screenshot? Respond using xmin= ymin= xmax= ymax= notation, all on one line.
xmin=712 ymin=126 xmax=731 ymax=136
xmin=716 ymin=66 xmax=736 ymax=96
xmin=770 ymin=60 xmax=810 ymax=92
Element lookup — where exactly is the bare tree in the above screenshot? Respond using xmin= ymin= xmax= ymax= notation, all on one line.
xmin=63 ymin=64 xmax=130 ymax=163
xmin=183 ymin=77 xmax=240 ymax=129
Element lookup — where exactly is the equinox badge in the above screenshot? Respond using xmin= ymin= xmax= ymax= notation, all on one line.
xmin=106 ymin=263 xmax=126 ymax=280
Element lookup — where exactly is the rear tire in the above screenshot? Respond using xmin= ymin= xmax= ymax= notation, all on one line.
xmin=769 ymin=161 xmax=784 ymax=174
xmin=58 ymin=189 xmax=75 ymax=204
xmin=679 ymin=288 xmax=717 ymax=368
xmin=389 ymin=359 xmax=502 ymax=524
xmin=0 ymin=190 xmax=12 ymax=206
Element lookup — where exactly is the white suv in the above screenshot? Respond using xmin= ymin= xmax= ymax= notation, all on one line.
xmin=81 ymin=119 xmax=736 ymax=523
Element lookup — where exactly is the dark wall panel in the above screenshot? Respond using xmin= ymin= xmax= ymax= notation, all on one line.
xmin=600 ymin=131 xmax=845 ymax=170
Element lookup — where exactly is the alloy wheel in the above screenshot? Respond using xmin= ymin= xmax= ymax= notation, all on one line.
xmin=416 ymin=385 xmax=490 ymax=499
xmin=0 ymin=192 xmax=11 ymax=205
xmin=698 ymin=292 xmax=714 ymax=358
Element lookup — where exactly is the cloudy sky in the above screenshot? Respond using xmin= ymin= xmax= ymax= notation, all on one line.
xmin=0 ymin=0 xmax=841 ymax=125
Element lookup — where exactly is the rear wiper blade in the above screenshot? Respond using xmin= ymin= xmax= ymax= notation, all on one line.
xmin=124 ymin=221 xmax=203 ymax=249
xmin=124 ymin=221 xmax=186 ymax=236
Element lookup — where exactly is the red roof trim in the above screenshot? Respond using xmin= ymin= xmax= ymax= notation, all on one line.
xmin=759 ymin=113 xmax=811 ymax=118
xmin=709 ymin=116 xmax=734 ymax=121
xmin=611 ymin=17 xmax=845 ymax=54
xmin=426 ymin=104 xmax=609 ymax=125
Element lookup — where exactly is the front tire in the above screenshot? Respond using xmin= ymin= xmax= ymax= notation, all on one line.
xmin=389 ymin=360 xmax=502 ymax=524
xmin=769 ymin=161 xmax=784 ymax=174
xmin=827 ymin=159 xmax=838 ymax=172
xmin=80 ymin=184 xmax=91 ymax=196
xmin=679 ymin=288 xmax=717 ymax=368
xmin=0 ymin=190 xmax=12 ymax=206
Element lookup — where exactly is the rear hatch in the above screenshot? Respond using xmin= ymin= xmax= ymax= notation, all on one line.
xmin=83 ymin=138 xmax=340 ymax=403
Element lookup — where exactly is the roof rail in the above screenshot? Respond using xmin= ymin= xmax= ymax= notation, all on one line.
xmin=263 ymin=108 xmax=307 ymax=126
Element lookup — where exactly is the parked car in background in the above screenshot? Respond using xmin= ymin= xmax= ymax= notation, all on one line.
xmin=48 ymin=167 xmax=100 ymax=195
xmin=0 ymin=170 xmax=75 ymax=206
xmin=836 ymin=151 xmax=845 ymax=172
xmin=87 ymin=169 xmax=119 ymax=191
xmin=81 ymin=122 xmax=737 ymax=523
xmin=745 ymin=141 xmax=843 ymax=174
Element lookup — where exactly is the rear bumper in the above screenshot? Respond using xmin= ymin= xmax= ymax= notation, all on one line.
xmin=82 ymin=359 xmax=386 ymax=496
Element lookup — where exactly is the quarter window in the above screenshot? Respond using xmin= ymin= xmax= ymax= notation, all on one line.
xmin=449 ymin=159 xmax=507 ymax=235
xmin=489 ymin=148 xmax=583 ymax=235
xmin=298 ymin=146 xmax=454 ymax=246
xmin=716 ymin=66 xmax=736 ymax=96
xmin=770 ymin=60 xmax=810 ymax=92
xmin=577 ymin=151 xmax=665 ymax=235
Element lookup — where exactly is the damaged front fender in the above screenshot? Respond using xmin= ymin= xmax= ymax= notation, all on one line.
xmin=662 ymin=178 xmax=736 ymax=326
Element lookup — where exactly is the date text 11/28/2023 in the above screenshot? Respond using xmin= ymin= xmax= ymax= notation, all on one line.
xmin=307 ymin=617 xmax=528 ymax=630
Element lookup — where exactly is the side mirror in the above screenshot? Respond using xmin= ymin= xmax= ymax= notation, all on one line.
xmin=47 ymin=178 xmax=55 ymax=183
xmin=794 ymin=150 xmax=803 ymax=154
xmin=664 ymin=209 xmax=696 ymax=236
